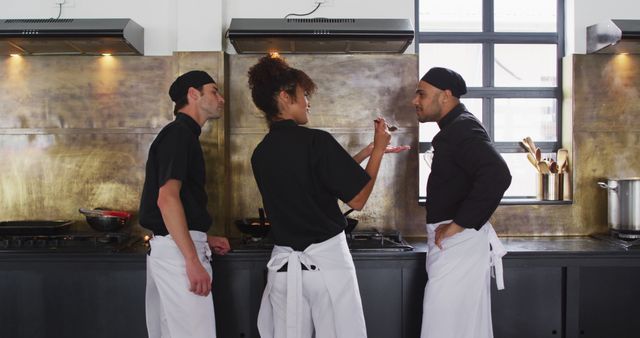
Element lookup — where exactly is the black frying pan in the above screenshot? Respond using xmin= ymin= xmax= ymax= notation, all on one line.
xmin=344 ymin=209 xmax=358 ymax=234
xmin=0 ymin=220 xmax=73 ymax=235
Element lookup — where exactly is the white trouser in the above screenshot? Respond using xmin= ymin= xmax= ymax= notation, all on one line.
xmin=146 ymin=231 xmax=216 ymax=338
xmin=257 ymin=231 xmax=367 ymax=338
xmin=421 ymin=221 xmax=506 ymax=338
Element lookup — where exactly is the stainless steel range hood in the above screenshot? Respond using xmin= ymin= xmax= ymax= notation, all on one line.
xmin=587 ymin=19 xmax=640 ymax=54
xmin=0 ymin=18 xmax=144 ymax=55
xmin=228 ymin=18 xmax=414 ymax=54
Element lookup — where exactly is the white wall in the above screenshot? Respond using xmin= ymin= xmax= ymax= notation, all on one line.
xmin=3 ymin=0 xmax=413 ymax=55
xmin=569 ymin=0 xmax=640 ymax=54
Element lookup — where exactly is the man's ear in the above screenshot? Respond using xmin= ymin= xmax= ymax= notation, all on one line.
xmin=187 ymin=87 xmax=201 ymax=102
xmin=441 ymin=89 xmax=454 ymax=103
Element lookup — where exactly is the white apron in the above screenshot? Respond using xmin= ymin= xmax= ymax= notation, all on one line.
xmin=257 ymin=231 xmax=367 ymax=338
xmin=421 ymin=220 xmax=506 ymax=338
xmin=146 ymin=231 xmax=216 ymax=338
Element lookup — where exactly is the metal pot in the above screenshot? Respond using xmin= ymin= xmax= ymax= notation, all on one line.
xmin=79 ymin=208 xmax=131 ymax=232
xmin=597 ymin=178 xmax=640 ymax=233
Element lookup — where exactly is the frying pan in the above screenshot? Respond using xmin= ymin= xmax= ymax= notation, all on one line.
xmin=0 ymin=220 xmax=73 ymax=235
xmin=79 ymin=208 xmax=131 ymax=232
xmin=234 ymin=208 xmax=271 ymax=238
xmin=234 ymin=208 xmax=359 ymax=237
xmin=344 ymin=208 xmax=358 ymax=234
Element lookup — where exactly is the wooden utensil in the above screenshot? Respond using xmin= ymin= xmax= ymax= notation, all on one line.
xmin=521 ymin=139 xmax=535 ymax=156
xmin=535 ymin=148 xmax=542 ymax=162
xmin=556 ymin=148 xmax=568 ymax=173
xmin=525 ymin=137 xmax=537 ymax=155
xmin=527 ymin=153 xmax=539 ymax=171
xmin=538 ymin=161 xmax=550 ymax=174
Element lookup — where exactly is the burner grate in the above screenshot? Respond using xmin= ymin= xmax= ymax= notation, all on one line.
xmin=591 ymin=230 xmax=640 ymax=249
xmin=231 ymin=229 xmax=413 ymax=252
xmin=0 ymin=231 xmax=137 ymax=253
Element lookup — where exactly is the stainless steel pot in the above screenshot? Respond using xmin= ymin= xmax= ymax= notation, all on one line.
xmin=597 ymin=178 xmax=640 ymax=232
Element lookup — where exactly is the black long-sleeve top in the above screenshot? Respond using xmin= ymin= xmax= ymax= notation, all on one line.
xmin=426 ymin=104 xmax=512 ymax=230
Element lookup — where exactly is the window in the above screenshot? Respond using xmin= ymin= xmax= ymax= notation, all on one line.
xmin=416 ymin=0 xmax=564 ymax=202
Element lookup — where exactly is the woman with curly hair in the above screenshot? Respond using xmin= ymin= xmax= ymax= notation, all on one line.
xmin=248 ymin=54 xmax=408 ymax=338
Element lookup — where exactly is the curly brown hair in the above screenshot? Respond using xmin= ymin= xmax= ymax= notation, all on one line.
xmin=247 ymin=55 xmax=317 ymax=123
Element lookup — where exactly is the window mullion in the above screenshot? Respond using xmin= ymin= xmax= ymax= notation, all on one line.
xmin=484 ymin=0 xmax=494 ymax=33
xmin=414 ymin=0 xmax=419 ymax=54
xmin=556 ymin=0 xmax=565 ymax=149
xmin=483 ymin=0 xmax=495 ymax=141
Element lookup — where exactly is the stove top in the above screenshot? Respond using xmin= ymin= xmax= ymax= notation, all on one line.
xmin=591 ymin=230 xmax=640 ymax=249
xmin=231 ymin=229 xmax=414 ymax=253
xmin=0 ymin=231 xmax=142 ymax=253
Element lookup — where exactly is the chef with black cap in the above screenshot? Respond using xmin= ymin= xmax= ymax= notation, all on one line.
xmin=412 ymin=67 xmax=511 ymax=338
xmin=139 ymin=70 xmax=230 ymax=338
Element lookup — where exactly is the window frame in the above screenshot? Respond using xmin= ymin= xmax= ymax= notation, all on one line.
xmin=415 ymin=0 xmax=565 ymax=201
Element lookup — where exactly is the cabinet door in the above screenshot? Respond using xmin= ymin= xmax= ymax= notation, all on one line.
xmin=355 ymin=260 xmax=404 ymax=338
xmin=0 ymin=268 xmax=48 ymax=338
xmin=402 ymin=256 xmax=427 ymax=338
xmin=577 ymin=266 xmax=640 ymax=338
xmin=212 ymin=258 xmax=268 ymax=338
xmin=491 ymin=265 xmax=563 ymax=338
xmin=0 ymin=260 xmax=147 ymax=338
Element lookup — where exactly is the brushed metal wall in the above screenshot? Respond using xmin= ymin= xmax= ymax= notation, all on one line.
xmin=0 ymin=52 xmax=228 ymax=235
xmin=492 ymin=54 xmax=640 ymax=236
xmin=2 ymin=52 xmax=637 ymax=237
xmin=227 ymin=54 xmax=423 ymax=236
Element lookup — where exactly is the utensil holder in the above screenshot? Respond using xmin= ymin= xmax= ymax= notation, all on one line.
xmin=538 ymin=173 xmax=564 ymax=200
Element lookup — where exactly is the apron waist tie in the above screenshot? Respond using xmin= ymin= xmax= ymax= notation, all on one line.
xmin=266 ymin=250 xmax=316 ymax=338
xmin=487 ymin=225 xmax=507 ymax=290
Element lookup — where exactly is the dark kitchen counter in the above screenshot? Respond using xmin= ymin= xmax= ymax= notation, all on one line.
xmin=2 ymin=235 xmax=640 ymax=338
xmin=215 ymin=234 xmax=640 ymax=260
xmin=2 ymin=235 xmax=640 ymax=261
xmin=411 ymin=235 xmax=640 ymax=258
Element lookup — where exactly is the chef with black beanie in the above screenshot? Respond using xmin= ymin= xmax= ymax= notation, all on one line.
xmin=139 ymin=70 xmax=230 ymax=338
xmin=412 ymin=67 xmax=511 ymax=338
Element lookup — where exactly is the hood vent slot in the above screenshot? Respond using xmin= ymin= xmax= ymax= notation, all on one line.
xmin=0 ymin=18 xmax=144 ymax=55
xmin=228 ymin=18 xmax=414 ymax=54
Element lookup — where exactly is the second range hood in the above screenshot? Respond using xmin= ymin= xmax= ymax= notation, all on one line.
xmin=228 ymin=18 xmax=414 ymax=54
xmin=587 ymin=19 xmax=640 ymax=54
xmin=0 ymin=18 xmax=144 ymax=56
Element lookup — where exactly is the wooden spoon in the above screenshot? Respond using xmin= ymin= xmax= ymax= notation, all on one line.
xmin=525 ymin=137 xmax=537 ymax=155
xmin=535 ymin=148 xmax=542 ymax=162
xmin=538 ymin=161 xmax=550 ymax=174
xmin=526 ymin=153 xmax=539 ymax=171
xmin=556 ymin=148 xmax=568 ymax=173
xmin=521 ymin=139 xmax=535 ymax=156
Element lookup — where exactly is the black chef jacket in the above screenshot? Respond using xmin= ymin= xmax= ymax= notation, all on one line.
xmin=426 ymin=104 xmax=511 ymax=230
xmin=251 ymin=119 xmax=371 ymax=251
xmin=139 ymin=113 xmax=212 ymax=236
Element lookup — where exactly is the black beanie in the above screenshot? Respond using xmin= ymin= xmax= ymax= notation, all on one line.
xmin=421 ymin=67 xmax=467 ymax=98
xmin=169 ymin=70 xmax=215 ymax=102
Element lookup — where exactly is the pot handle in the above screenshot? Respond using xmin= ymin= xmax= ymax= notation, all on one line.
xmin=597 ymin=182 xmax=618 ymax=192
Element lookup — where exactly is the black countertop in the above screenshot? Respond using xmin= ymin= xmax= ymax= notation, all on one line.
xmin=407 ymin=236 xmax=640 ymax=259
xmin=2 ymin=236 xmax=640 ymax=261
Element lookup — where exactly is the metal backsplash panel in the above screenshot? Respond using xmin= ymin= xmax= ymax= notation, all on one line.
xmin=3 ymin=52 xmax=637 ymax=237
xmin=228 ymin=54 xmax=422 ymax=236
xmin=492 ymin=54 xmax=640 ymax=236
xmin=0 ymin=52 xmax=228 ymax=235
